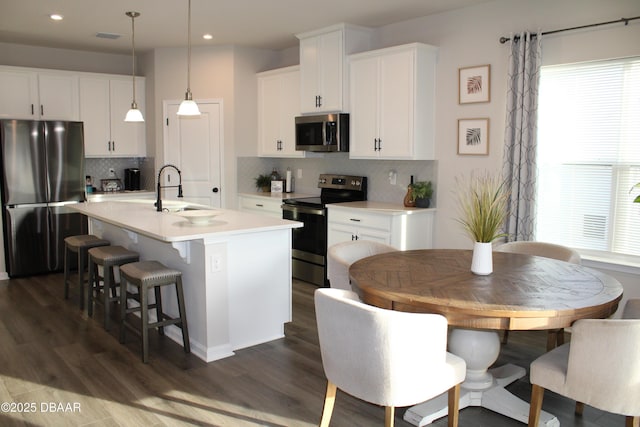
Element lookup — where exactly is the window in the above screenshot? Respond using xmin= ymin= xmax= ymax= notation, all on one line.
xmin=535 ymin=57 xmax=640 ymax=257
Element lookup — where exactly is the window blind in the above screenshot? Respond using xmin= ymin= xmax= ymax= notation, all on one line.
xmin=535 ymin=57 xmax=640 ymax=257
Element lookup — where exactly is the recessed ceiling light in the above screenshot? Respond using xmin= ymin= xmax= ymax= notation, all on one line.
xmin=49 ymin=14 xmax=64 ymax=21
xmin=203 ymin=34 xmax=213 ymax=40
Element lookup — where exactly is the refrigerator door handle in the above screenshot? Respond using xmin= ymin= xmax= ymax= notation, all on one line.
xmin=48 ymin=201 xmax=83 ymax=207
xmin=7 ymin=203 xmax=49 ymax=209
xmin=46 ymin=207 xmax=54 ymax=271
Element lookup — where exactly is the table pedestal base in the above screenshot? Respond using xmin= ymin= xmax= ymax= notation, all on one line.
xmin=403 ymin=329 xmax=559 ymax=427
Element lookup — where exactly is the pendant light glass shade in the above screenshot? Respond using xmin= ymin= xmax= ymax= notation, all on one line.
xmin=124 ymin=11 xmax=144 ymax=122
xmin=125 ymin=105 xmax=144 ymax=122
xmin=177 ymin=0 xmax=200 ymax=116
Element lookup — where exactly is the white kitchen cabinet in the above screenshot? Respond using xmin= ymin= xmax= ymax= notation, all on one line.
xmin=80 ymin=75 xmax=146 ymax=157
xmin=327 ymin=202 xmax=435 ymax=250
xmin=238 ymin=194 xmax=283 ymax=219
xmin=0 ymin=66 xmax=79 ymax=120
xmin=296 ymin=24 xmax=371 ymax=114
xmin=257 ymin=66 xmax=303 ymax=157
xmin=349 ymin=43 xmax=438 ymax=160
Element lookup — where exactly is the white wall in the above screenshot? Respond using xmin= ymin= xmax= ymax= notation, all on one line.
xmin=373 ymin=0 xmax=640 ymax=309
xmin=374 ymin=0 xmax=640 ymax=250
xmin=150 ymin=45 xmax=277 ymax=208
xmin=0 ymin=42 xmax=131 ymax=74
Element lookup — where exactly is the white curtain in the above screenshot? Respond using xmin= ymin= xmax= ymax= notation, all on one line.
xmin=502 ymin=31 xmax=542 ymax=241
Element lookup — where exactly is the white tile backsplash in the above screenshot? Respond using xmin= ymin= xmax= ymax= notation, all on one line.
xmin=85 ymin=157 xmax=155 ymax=190
xmin=237 ymin=155 xmax=437 ymax=205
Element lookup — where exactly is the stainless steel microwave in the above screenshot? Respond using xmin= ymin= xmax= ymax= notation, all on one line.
xmin=295 ymin=113 xmax=349 ymax=152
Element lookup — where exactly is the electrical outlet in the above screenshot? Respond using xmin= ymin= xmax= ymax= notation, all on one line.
xmin=211 ymin=255 xmax=222 ymax=272
xmin=108 ymin=168 xmax=116 ymax=177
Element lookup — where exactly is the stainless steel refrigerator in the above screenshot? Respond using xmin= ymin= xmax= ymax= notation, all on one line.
xmin=1 ymin=120 xmax=88 ymax=277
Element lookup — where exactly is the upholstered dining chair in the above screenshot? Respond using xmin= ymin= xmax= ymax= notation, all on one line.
xmin=528 ymin=299 xmax=640 ymax=427
xmin=314 ymin=288 xmax=466 ymax=427
xmin=327 ymin=240 xmax=397 ymax=291
xmin=495 ymin=241 xmax=582 ymax=349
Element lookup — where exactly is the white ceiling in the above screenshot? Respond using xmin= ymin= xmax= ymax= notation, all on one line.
xmin=0 ymin=0 xmax=493 ymax=54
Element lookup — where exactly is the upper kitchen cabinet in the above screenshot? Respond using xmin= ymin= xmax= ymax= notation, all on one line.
xmin=349 ymin=43 xmax=438 ymax=160
xmin=296 ymin=23 xmax=372 ymax=114
xmin=80 ymin=75 xmax=146 ymax=157
xmin=0 ymin=66 xmax=79 ymax=120
xmin=257 ymin=66 xmax=303 ymax=157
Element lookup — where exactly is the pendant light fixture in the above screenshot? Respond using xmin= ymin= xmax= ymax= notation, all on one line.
xmin=177 ymin=0 xmax=201 ymax=116
xmin=124 ymin=11 xmax=144 ymax=122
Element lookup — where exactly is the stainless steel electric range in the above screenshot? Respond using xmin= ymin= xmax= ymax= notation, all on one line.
xmin=282 ymin=174 xmax=367 ymax=286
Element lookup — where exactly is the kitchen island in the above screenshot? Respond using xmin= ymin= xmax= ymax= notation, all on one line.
xmin=71 ymin=200 xmax=302 ymax=362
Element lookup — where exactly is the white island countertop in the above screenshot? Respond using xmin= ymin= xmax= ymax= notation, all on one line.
xmin=72 ymin=199 xmax=302 ymax=362
xmin=71 ymin=200 xmax=302 ymax=243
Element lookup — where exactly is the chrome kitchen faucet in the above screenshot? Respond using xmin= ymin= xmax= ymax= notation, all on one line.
xmin=156 ymin=164 xmax=183 ymax=212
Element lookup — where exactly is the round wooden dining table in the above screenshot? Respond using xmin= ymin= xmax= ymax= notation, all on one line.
xmin=349 ymin=249 xmax=623 ymax=427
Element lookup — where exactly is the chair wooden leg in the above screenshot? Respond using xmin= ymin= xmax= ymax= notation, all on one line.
xmin=448 ymin=383 xmax=461 ymax=427
xmin=627 ymin=416 xmax=639 ymax=427
xmin=319 ymin=381 xmax=337 ymax=427
xmin=528 ymin=384 xmax=544 ymax=427
xmin=384 ymin=406 xmax=395 ymax=427
xmin=575 ymin=401 xmax=584 ymax=415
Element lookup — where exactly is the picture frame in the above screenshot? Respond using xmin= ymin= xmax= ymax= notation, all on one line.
xmin=271 ymin=180 xmax=284 ymax=193
xmin=459 ymin=64 xmax=490 ymax=104
xmin=458 ymin=118 xmax=489 ymax=155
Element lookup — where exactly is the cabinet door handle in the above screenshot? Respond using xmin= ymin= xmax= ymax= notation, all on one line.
xmin=40 ymin=105 xmax=44 ymax=116
xmin=378 ymin=138 xmax=382 ymax=151
xmin=256 ymin=203 xmax=264 ymax=207
xmin=349 ymin=218 xmax=361 ymax=222
xmin=318 ymin=95 xmax=322 ymax=107
xmin=112 ymin=141 xmax=115 ymax=151
xmin=31 ymin=104 xmax=34 ymax=115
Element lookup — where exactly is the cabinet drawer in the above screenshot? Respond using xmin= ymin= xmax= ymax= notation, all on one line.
xmin=239 ymin=196 xmax=283 ymax=214
xmin=328 ymin=209 xmax=391 ymax=231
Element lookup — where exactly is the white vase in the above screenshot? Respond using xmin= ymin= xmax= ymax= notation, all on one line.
xmin=471 ymin=241 xmax=493 ymax=275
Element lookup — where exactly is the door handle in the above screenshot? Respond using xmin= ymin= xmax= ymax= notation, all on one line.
xmin=212 ymin=187 xmax=219 ymax=193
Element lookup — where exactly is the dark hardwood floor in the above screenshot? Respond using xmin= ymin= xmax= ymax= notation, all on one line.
xmin=0 ymin=273 xmax=625 ymax=426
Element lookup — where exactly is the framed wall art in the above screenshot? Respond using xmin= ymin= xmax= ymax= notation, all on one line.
xmin=458 ymin=118 xmax=489 ymax=155
xmin=459 ymin=64 xmax=490 ymax=104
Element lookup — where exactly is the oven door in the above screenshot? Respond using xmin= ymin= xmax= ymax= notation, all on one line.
xmin=282 ymin=203 xmax=327 ymax=285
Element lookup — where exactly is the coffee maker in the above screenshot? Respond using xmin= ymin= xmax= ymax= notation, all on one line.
xmin=124 ymin=168 xmax=141 ymax=190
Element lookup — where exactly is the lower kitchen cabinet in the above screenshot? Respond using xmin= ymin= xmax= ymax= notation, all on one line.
xmin=238 ymin=193 xmax=284 ymax=219
xmin=327 ymin=202 xmax=435 ymax=250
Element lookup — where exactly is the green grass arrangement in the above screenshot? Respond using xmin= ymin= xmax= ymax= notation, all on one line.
xmin=632 ymin=182 xmax=640 ymax=203
xmin=455 ymin=171 xmax=510 ymax=243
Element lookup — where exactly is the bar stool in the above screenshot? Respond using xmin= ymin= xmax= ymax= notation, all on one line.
xmin=63 ymin=235 xmax=110 ymax=310
xmin=119 ymin=261 xmax=190 ymax=363
xmin=87 ymin=245 xmax=139 ymax=331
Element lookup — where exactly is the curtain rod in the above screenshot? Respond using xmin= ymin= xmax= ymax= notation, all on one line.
xmin=499 ymin=15 xmax=640 ymax=44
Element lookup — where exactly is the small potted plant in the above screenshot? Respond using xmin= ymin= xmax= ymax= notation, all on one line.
xmin=410 ymin=181 xmax=433 ymax=208
xmin=454 ymin=171 xmax=510 ymax=275
xmin=254 ymin=174 xmax=272 ymax=192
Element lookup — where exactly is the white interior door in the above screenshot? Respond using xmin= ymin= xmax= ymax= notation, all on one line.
xmin=164 ymin=100 xmax=223 ymax=208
